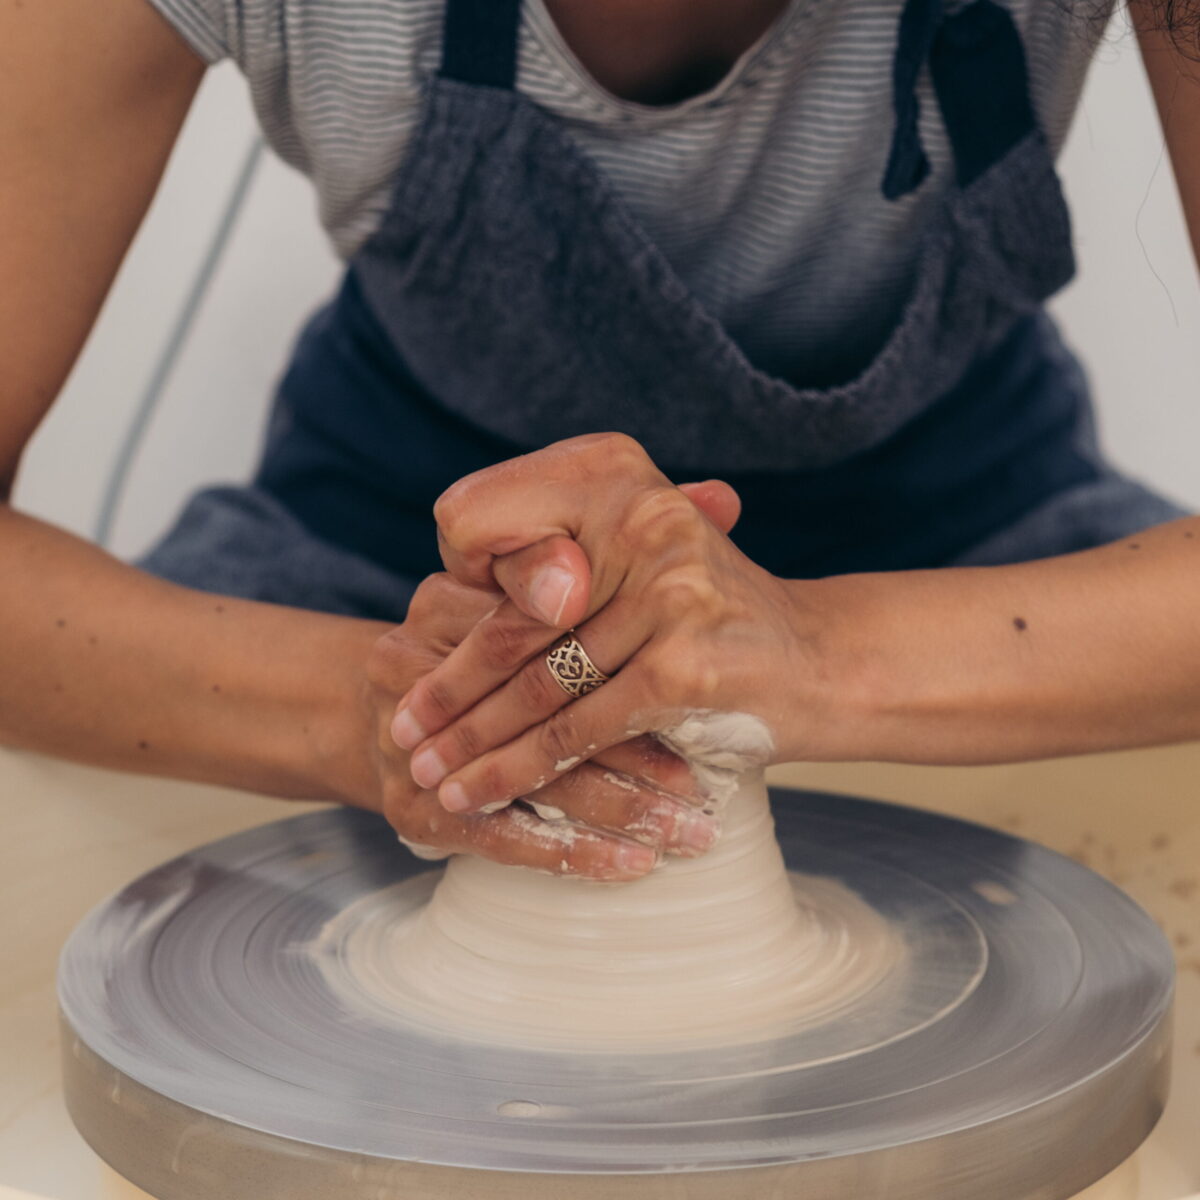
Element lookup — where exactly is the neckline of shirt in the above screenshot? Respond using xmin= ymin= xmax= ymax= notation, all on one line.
xmin=520 ymin=0 xmax=810 ymax=126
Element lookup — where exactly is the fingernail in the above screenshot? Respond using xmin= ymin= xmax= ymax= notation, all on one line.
xmin=410 ymin=747 xmax=449 ymax=790
xmin=391 ymin=707 xmax=427 ymax=751
xmin=676 ymin=810 xmax=722 ymax=854
xmin=440 ymin=781 xmax=473 ymax=812
xmin=615 ymin=841 xmax=658 ymax=876
xmin=529 ymin=566 xmax=576 ymax=626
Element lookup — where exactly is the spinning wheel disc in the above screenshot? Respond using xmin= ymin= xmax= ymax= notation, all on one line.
xmin=59 ymin=789 xmax=1173 ymax=1200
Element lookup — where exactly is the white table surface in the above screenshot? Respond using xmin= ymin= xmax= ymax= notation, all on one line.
xmin=3 ymin=745 xmax=1199 ymax=1199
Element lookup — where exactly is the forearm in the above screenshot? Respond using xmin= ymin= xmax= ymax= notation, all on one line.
xmin=0 ymin=505 xmax=388 ymax=803
xmin=812 ymin=516 xmax=1200 ymax=764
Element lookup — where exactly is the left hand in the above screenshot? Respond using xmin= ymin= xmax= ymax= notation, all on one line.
xmin=390 ymin=433 xmax=822 ymax=815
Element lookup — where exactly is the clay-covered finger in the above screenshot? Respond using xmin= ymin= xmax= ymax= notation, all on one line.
xmin=590 ymin=736 xmax=705 ymax=806
xmin=385 ymin=789 xmax=658 ymax=881
xmin=460 ymin=804 xmax=660 ymax=880
xmin=531 ymin=763 xmax=720 ymax=857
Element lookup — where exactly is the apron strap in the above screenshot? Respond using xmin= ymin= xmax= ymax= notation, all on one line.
xmin=440 ymin=0 xmax=523 ymax=88
xmin=930 ymin=0 xmax=1039 ymax=187
xmin=881 ymin=0 xmax=943 ymax=200
xmin=882 ymin=0 xmax=1038 ymax=199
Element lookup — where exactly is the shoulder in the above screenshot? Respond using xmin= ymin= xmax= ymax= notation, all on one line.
xmin=144 ymin=0 xmax=447 ymax=70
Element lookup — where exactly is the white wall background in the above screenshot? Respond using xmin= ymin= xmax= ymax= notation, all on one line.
xmin=13 ymin=17 xmax=1200 ymax=558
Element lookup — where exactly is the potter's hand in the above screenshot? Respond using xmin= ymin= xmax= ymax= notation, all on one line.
xmin=390 ymin=434 xmax=818 ymax=815
xmin=369 ymin=571 xmax=719 ymax=878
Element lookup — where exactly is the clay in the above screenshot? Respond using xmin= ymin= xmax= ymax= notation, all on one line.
xmin=311 ymin=768 xmax=904 ymax=1050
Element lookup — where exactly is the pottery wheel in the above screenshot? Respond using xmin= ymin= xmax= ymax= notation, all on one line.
xmin=59 ymin=789 xmax=1173 ymax=1200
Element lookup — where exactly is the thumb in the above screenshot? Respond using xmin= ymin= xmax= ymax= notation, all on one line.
xmin=490 ymin=534 xmax=592 ymax=628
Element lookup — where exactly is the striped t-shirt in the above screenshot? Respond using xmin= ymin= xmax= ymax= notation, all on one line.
xmin=146 ymin=0 xmax=1108 ymax=382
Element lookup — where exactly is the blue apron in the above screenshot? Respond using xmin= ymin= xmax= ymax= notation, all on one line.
xmin=142 ymin=0 xmax=1185 ymax=620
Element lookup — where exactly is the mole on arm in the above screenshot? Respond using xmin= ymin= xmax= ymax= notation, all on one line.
xmin=55 ymin=618 xmax=67 ymax=628
xmin=1128 ymin=542 xmax=1141 ymax=551
xmin=137 ymin=740 xmax=150 ymax=751
xmin=1012 ymin=617 xmax=1027 ymax=632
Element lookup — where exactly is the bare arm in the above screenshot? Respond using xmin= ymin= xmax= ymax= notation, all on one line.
xmin=808 ymin=517 xmax=1200 ymax=765
xmin=2 ymin=0 xmax=203 ymax=490
xmin=0 ymin=0 xmax=389 ymax=802
xmin=375 ymin=35 xmax=1200 ymax=800
xmin=0 ymin=0 xmax=706 ymax=881
xmin=827 ymin=13 xmax=1200 ymax=764
xmin=809 ymin=12 xmax=1200 ymax=764
xmin=381 ymin=435 xmax=1200 ymax=820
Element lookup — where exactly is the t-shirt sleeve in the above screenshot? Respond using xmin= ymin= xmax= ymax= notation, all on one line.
xmin=142 ymin=0 xmax=233 ymax=64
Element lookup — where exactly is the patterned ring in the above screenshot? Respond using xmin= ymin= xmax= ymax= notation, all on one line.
xmin=545 ymin=632 xmax=611 ymax=699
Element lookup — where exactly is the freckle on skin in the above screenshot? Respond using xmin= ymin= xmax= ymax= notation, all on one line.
xmin=55 ymin=618 xmax=66 ymax=629
xmin=214 ymin=604 xmax=226 ymax=614
xmin=137 ymin=740 xmax=150 ymax=751
xmin=1013 ymin=617 xmax=1027 ymax=632
xmin=1128 ymin=542 xmax=1140 ymax=550
xmin=88 ymin=635 xmax=98 ymax=646
xmin=211 ymin=684 xmax=221 ymax=693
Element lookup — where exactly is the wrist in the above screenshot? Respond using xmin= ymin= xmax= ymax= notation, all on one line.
xmin=777 ymin=573 xmax=896 ymax=763
xmin=285 ymin=617 xmax=394 ymax=809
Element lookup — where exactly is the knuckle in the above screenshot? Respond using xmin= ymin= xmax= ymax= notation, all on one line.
xmin=408 ymin=573 xmax=500 ymax=640
xmin=475 ymin=612 xmax=536 ymax=672
xmin=647 ymin=564 xmax=723 ymax=622
xmin=625 ymin=486 xmax=704 ymax=550
xmin=538 ymin=709 xmax=581 ymax=763
xmin=419 ymin=677 xmax=460 ymax=725
xmin=594 ymin=431 xmax=649 ymax=470
xmin=406 ymin=572 xmax=448 ymax=620
xmin=477 ymin=758 xmax=512 ymax=803
xmin=365 ymin=628 xmax=413 ymax=690
xmin=432 ymin=475 xmax=479 ymax=537
xmin=567 ymin=432 xmax=652 ymax=485
xmin=445 ymin=719 xmax=483 ymax=764
xmin=515 ymin=655 xmax=560 ymax=712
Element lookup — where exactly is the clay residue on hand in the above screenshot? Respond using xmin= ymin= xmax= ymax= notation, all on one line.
xmin=653 ymin=709 xmax=775 ymax=808
xmin=395 ymin=833 xmax=452 ymax=862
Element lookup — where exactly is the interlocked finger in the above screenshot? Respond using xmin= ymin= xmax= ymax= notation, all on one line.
xmin=384 ymin=784 xmax=661 ymax=881
xmin=392 ymin=597 xmax=562 ymax=749
xmin=405 ymin=596 xmax=651 ymax=794
xmin=530 ymin=760 xmax=720 ymax=857
xmin=431 ymin=650 xmax=677 ymax=815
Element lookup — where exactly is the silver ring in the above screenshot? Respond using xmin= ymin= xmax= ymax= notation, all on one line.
xmin=545 ymin=632 xmax=610 ymax=699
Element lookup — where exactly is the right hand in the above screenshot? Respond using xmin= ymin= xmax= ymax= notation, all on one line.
xmin=362 ymin=573 xmax=721 ymax=880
